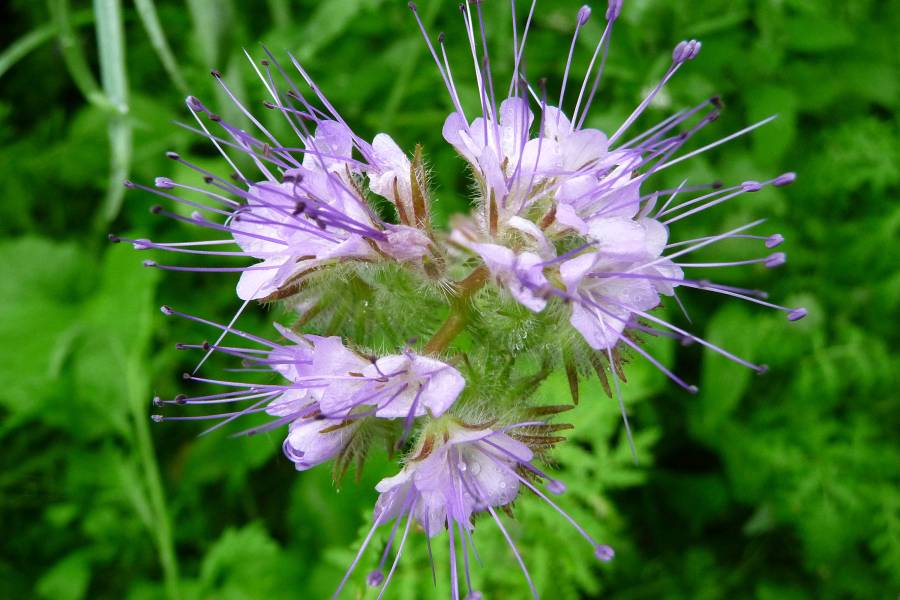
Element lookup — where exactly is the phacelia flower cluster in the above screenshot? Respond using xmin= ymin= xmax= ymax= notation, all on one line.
xmin=117 ymin=1 xmax=804 ymax=598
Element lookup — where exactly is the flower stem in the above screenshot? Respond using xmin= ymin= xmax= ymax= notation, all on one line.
xmin=423 ymin=266 xmax=489 ymax=354
xmin=124 ymin=347 xmax=181 ymax=599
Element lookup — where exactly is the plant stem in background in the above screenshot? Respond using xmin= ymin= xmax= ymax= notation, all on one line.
xmin=134 ymin=0 xmax=189 ymax=94
xmin=48 ymin=0 xmax=111 ymax=110
xmin=122 ymin=343 xmax=181 ymax=600
xmin=93 ymin=0 xmax=132 ymax=227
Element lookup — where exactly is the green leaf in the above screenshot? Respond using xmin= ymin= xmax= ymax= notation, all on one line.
xmin=36 ymin=551 xmax=92 ymax=600
xmin=196 ymin=524 xmax=297 ymax=600
xmin=0 ymin=238 xmax=90 ymax=421
xmin=691 ymin=304 xmax=759 ymax=438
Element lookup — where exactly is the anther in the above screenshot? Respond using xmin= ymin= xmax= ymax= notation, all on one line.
xmin=741 ymin=180 xmax=763 ymax=192
xmin=151 ymin=414 xmax=164 ymax=422
xmin=577 ymin=5 xmax=592 ymax=25
xmin=438 ymin=32 xmax=445 ymax=43
xmin=150 ymin=205 xmax=163 ymax=214
xmin=210 ymin=114 xmax=222 ymax=122
xmin=606 ymin=0 xmax=622 ymax=21
xmin=594 ymin=544 xmax=615 ymax=561
xmin=687 ymin=385 xmax=699 ymax=394
xmin=263 ymin=101 xmax=276 ymax=109
xmin=123 ymin=180 xmax=136 ymax=188
xmin=186 ymin=96 xmax=204 ymax=111
xmin=366 ymin=570 xmax=384 ymax=587
xmin=673 ymin=39 xmax=702 ymax=63
xmin=160 ymin=305 xmax=174 ymax=315
xmin=143 ymin=259 xmax=157 ymax=268
xmin=764 ymin=252 xmax=786 ymax=268
xmin=203 ymin=175 xmax=214 ymax=184
xmin=175 ymin=394 xmax=187 ymax=405
xmin=407 ymin=1 xmax=417 ymax=11
xmin=154 ymin=177 xmax=175 ymax=189
xmin=787 ymin=308 xmax=808 ymax=322
xmin=202 ymin=341 xmax=211 ymax=351
xmin=710 ymin=95 xmax=723 ymax=108
xmin=210 ymin=69 xmax=222 ymax=78
xmin=260 ymin=59 xmax=269 ymax=66
xmin=152 ymin=396 xmax=163 ymax=407
xmin=182 ymin=372 xmax=192 ymax=380
xmin=108 ymin=234 xmax=121 ymax=243
xmin=165 ymin=151 xmax=180 ymax=160
xmin=765 ymin=234 xmax=784 ymax=248
xmin=711 ymin=180 xmax=724 ymax=189
xmin=756 ymin=364 xmax=770 ymax=375
xmin=547 ymin=479 xmax=567 ymax=495
xmin=773 ymin=172 xmax=796 ymax=187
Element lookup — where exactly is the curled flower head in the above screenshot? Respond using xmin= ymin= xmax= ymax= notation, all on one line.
xmin=130 ymin=0 xmax=807 ymax=597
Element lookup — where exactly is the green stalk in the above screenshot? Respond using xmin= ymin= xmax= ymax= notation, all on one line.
xmin=134 ymin=0 xmax=189 ymax=93
xmin=48 ymin=0 xmax=111 ymax=110
xmin=123 ymin=345 xmax=181 ymax=599
xmin=93 ymin=0 xmax=133 ymax=226
xmin=423 ymin=266 xmax=490 ymax=354
xmin=0 ymin=11 xmax=91 ymax=80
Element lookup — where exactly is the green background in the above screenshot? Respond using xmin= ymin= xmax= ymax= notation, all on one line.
xmin=1 ymin=0 xmax=898 ymax=598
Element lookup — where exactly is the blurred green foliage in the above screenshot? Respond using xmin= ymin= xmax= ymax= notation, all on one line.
xmin=1 ymin=0 xmax=898 ymax=598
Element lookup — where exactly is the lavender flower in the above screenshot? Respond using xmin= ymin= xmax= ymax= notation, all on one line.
xmin=338 ymin=420 xmax=613 ymax=599
xmin=123 ymin=0 xmax=807 ymax=597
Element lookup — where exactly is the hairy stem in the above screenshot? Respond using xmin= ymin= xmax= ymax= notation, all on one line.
xmin=423 ymin=266 xmax=490 ymax=354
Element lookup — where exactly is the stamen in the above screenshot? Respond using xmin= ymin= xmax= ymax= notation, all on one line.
xmin=558 ymin=6 xmax=591 ymax=120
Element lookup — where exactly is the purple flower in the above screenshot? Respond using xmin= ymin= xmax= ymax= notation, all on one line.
xmin=121 ymin=89 xmax=441 ymax=303
xmin=132 ymin=0 xmax=809 ymax=596
xmin=152 ymin=311 xmax=465 ymax=467
xmin=282 ymin=414 xmax=358 ymax=471
xmin=335 ymin=421 xmax=613 ymax=599
xmin=467 ymin=242 xmax=549 ymax=312
xmin=319 ymin=352 xmax=466 ymax=420
xmin=412 ymin=0 xmax=805 ymax=400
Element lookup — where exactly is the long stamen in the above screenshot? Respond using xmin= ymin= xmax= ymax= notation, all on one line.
xmin=559 ymin=6 xmax=591 ymax=119
xmin=375 ymin=499 xmax=417 ymax=600
xmin=574 ymin=1 xmax=621 ymax=129
xmin=608 ymin=39 xmax=701 ymax=145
